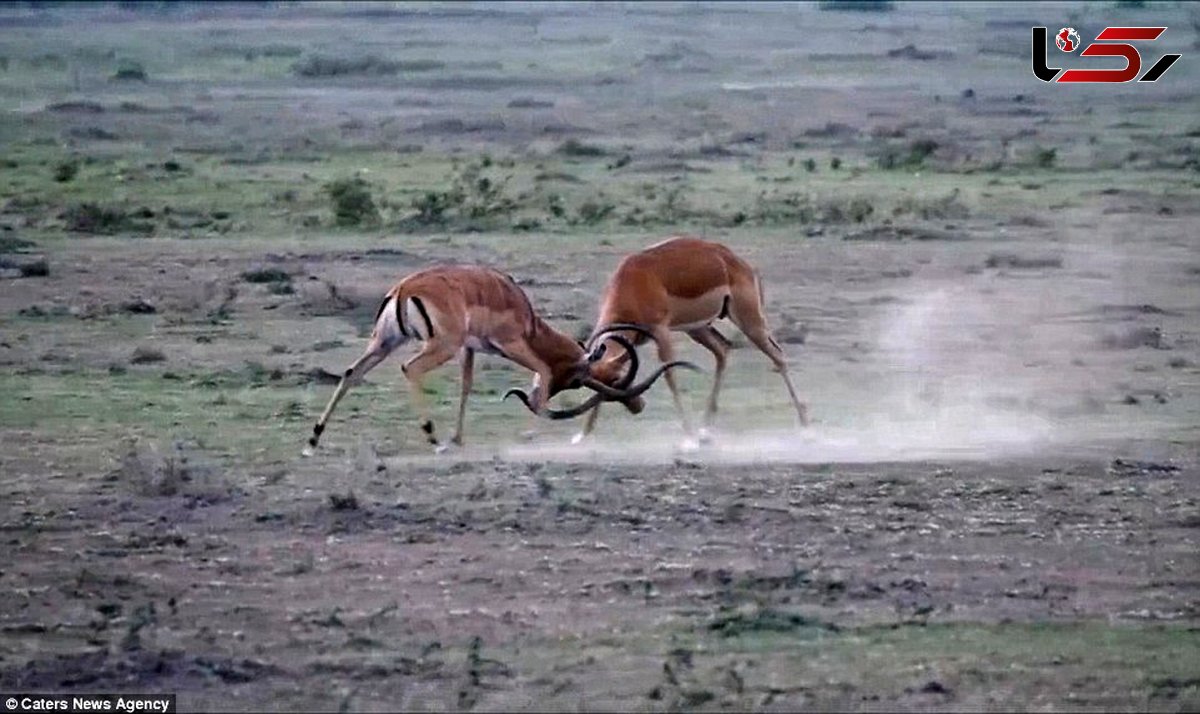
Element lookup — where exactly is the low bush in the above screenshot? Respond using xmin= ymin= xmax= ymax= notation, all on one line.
xmin=292 ymin=54 xmax=402 ymax=78
xmin=112 ymin=60 xmax=147 ymax=81
xmin=62 ymin=203 xmax=154 ymax=235
xmin=324 ymin=177 xmax=379 ymax=227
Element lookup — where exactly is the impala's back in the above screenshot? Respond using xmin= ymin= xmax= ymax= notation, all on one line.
xmin=597 ymin=236 xmax=757 ymax=331
xmin=379 ymin=265 xmax=538 ymax=352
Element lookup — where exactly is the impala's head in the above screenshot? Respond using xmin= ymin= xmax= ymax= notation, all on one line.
xmin=505 ymin=323 xmax=698 ymax=420
xmin=546 ymin=333 xmax=645 ymax=414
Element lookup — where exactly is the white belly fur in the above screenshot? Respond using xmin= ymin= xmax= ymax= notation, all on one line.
xmin=666 ymin=287 xmax=729 ymax=332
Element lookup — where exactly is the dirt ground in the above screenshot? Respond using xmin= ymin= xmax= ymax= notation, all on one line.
xmin=1 ymin=2 xmax=1199 ymax=712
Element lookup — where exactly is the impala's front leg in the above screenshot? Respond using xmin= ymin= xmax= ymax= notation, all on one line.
xmin=402 ymin=342 xmax=457 ymax=450
xmin=495 ymin=341 xmax=553 ymax=439
xmin=653 ymin=328 xmax=699 ymax=445
xmin=520 ymin=397 xmax=541 ymax=441
xmin=571 ymin=403 xmax=602 ymax=445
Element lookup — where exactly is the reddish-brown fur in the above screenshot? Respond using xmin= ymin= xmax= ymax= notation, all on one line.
xmin=309 ymin=265 xmax=585 ymax=448
xmin=308 ymin=265 xmax=594 ymax=451
xmin=578 ymin=236 xmax=809 ymax=442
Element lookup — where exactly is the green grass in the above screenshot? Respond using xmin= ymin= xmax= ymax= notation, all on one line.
xmin=0 ymin=360 xmax=561 ymax=467
xmin=4 ymin=132 xmax=1193 ymax=245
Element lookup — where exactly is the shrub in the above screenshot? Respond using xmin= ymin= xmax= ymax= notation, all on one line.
xmin=20 ymin=258 xmax=49 ymax=277
xmin=241 ymin=267 xmax=291 ymax=284
xmin=844 ymin=197 xmax=874 ymax=223
xmin=576 ymin=200 xmax=615 ymax=225
xmin=411 ymin=189 xmax=460 ymax=225
xmin=112 ymin=60 xmax=147 ymax=81
xmin=0 ymin=236 xmax=35 ymax=253
xmin=1033 ymin=146 xmax=1057 ymax=169
xmin=511 ymin=218 xmax=541 ymax=232
xmin=261 ymin=44 xmax=303 ymax=58
xmin=818 ymin=0 xmax=894 ymax=10
xmin=404 ymin=158 xmax=516 ymax=228
xmin=130 ymin=346 xmax=166 ymax=364
xmin=893 ymin=191 xmax=970 ymax=220
xmin=324 ymin=177 xmax=379 ymax=227
xmin=876 ymin=138 xmax=939 ymax=170
xmin=62 ymin=203 xmax=153 ymax=235
xmin=557 ymin=139 xmax=607 ymax=157
xmin=292 ymin=54 xmax=401 ymax=78
xmin=53 ymin=160 xmax=78 ymax=183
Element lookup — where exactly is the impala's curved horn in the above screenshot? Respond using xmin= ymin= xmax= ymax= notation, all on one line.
xmin=503 ymin=387 xmax=532 ymax=408
xmin=584 ymin=328 xmax=646 ymax=389
xmin=543 ymin=392 xmax=605 ymax=420
xmin=504 ymin=387 xmax=604 ymax=421
xmin=586 ymin=323 xmax=657 ymax=353
xmin=601 ymin=334 xmax=640 ymax=389
xmin=580 ymin=359 xmax=701 ymax=404
xmin=615 ymin=360 xmax=701 ymax=401
xmin=504 ymin=359 xmax=700 ymax=421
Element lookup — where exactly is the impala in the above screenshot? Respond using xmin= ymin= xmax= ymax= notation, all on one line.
xmin=305 ymin=264 xmax=695 ymax=453
xmin=510 ymin=236 xmax=809 ymax=445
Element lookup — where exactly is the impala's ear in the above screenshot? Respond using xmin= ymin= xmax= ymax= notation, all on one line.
xmin=587 ymin=342 xmax=607 ymax=363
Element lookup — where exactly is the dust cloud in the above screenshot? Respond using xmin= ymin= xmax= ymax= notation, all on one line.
xmin=503 ymin=268 xmax=1158 ymax=465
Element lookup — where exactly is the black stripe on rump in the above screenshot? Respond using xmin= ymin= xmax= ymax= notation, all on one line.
xmin=411 ymin=296 xmax=435 ymax=339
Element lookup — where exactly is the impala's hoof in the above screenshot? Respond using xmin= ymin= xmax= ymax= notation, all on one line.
xmin=302 ymin=446 xmax=315 ymax=458
xmin=519 ymin=429 xmax=537 ymax=442
xmin=570 ymin=431 xmax=587 ymax=446
xmin=434 ymin=444 xmax=450 ymax=455
xmin=677 ymin=437 xmax=702 ymax=453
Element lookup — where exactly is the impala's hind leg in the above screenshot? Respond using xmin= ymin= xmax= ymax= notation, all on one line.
xmin=401 ymin=340 xmax=459 ymax=449
xmin=450 ymin=348 xmax=475 ymax=446
xmin=307 ymin=342 xmax=396 ymax=453
xmin=728 ymin=291 xmax=810 ymax=427
xmin=686 ymin=326 xmax=731 ymax=440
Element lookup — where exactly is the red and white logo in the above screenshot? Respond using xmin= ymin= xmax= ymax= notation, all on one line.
xmin=1033 ymin=26 xmax=1182 ymax=83
xmin=1055 ymin=27 xmax=1080 ymax=52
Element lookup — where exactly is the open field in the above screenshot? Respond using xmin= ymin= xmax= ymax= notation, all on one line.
xmin=1 ymin=1 xmax=1199 ymax=711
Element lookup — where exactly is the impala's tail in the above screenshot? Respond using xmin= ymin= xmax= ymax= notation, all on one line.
xmin=371 ymin=292 xmax=408 ymax=347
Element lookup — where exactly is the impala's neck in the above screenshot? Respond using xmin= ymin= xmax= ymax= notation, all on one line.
xmin=528 ymin=315 xmax=585 ymax=374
